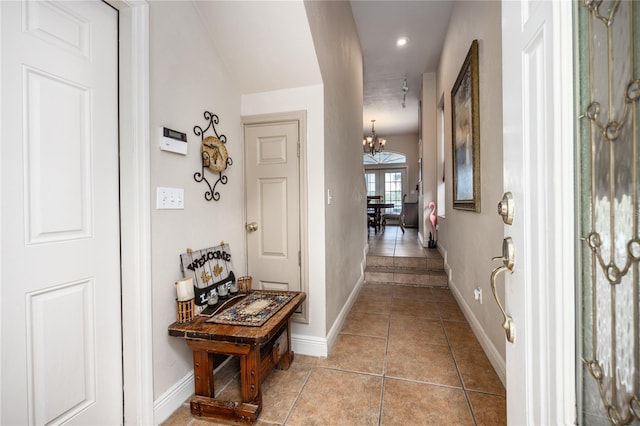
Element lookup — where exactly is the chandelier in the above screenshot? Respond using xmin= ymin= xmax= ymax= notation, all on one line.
xmin=362 ymin=119 xmax=386 ymax=155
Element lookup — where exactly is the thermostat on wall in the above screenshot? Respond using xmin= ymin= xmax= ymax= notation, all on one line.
xmin=159 ymin=127 xmax=188 ymax=155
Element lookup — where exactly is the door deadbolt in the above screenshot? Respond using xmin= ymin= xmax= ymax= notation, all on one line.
xmin=246 ymin=222 xmax=258 ymax=232
xmin=497 ymin=192 xmax=514 ymax=225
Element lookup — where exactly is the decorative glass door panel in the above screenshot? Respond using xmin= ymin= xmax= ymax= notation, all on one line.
xmin=576 ymin=1 xmax=639 ymax=424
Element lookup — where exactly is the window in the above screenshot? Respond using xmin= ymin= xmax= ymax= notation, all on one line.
xmin=363 ymin=152 xmax=406 ymax=165
xmin=384 ymin=171 xmax=403 ymax=214
xmin=365 ymin=172 xmax=376 ymax=196
xmin=364 ymin=168 xmax=406 ymax=214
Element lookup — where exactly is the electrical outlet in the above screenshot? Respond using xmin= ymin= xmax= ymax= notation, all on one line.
xmin=157 ymin=187 xmax=184 ymax=209
xmin=473 ymin=288 xmax=483 ymax=304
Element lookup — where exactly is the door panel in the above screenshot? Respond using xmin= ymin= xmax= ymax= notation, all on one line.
xmin=25 ymin=66 xmax=92 ymax=243
xmin=245 ymin=121 xmax=300 ymax=293
xmin=576 ymin=1 xmax=639 ymax=424
xmin=1 ymin=1 xmax=122 ymax=424
xmin=501 ymin=0 xmax=575 ymax=424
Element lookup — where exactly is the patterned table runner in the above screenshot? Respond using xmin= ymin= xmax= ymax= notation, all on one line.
xmin=207 ymin=291 xmax=295 ymax=327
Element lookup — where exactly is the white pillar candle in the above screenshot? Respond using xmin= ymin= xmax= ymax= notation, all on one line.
xmin=175 ymin=277 xmax=194 ymax=301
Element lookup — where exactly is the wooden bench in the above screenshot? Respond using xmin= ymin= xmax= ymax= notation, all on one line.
xmin=168 ymin=291 xmax=306 ymax=424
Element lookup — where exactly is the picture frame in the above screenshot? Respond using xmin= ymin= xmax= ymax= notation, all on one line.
xmin=451 ymin=39 xmax=480 ymax=212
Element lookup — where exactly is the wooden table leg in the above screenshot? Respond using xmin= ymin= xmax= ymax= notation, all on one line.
xmin=241 ymin=344 xmax=262 ymax=407
xmin=192 ymin=349 xmax=215 ymax=397
xmin=276 ymin=320 xmax=293 ymax=370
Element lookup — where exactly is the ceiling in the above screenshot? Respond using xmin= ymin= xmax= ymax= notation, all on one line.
xmin=195 ymin=1 xmax=453 ymax=138
xmin=351 ymin=1 xmax=454 ymax=136
xmin=194 ymin=1 xmax=322 ymax=94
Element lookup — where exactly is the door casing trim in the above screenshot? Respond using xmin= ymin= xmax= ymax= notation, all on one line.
xmin=107 ymin=1 xmax=154 ymax=424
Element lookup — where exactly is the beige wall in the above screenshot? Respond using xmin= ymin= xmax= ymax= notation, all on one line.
xmin=369 ymin=133 xmax=420 ymax=200
xmin=421 ymin=72 xmax=438 ymax=243
xmin=304 ymin=1 xmax=366 ymax=335
xmin=435 ymin=1 xmax=506 ymax=371
xmin=148 ymin=1 xmax=244 ymax=398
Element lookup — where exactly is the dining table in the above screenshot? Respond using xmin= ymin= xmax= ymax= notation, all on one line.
xmin=367 ymin=202 xmax=394 ymax=232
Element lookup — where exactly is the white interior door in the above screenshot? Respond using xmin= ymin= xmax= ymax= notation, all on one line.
xmin=1 ymin=1 xmax=122 ymax=424
xmin=244 ymin=120 xmax=301 ymax=293
xmin=501 ymin=0 xmax=575 ymax=424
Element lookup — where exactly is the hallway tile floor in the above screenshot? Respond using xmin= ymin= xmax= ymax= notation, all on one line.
xmin=163 ymin=227 xmax=506 ymax=426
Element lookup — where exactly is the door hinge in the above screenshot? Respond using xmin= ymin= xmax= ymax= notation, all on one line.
xmin=297 ymin=141 xmax=300 ymax=158
xmin=298 ymin=250 xmax=301 ymax=266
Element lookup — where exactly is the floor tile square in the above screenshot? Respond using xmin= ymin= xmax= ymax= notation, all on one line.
xmin=468 ymin=391 xmax=507 ymax=425
xmin=390 ymin=298 xmax=439 ymax=319
xmin=293 ymin=354 xmax=325 ymax=366
xmin=443 ymin=320 xmax=483 ymax=354
xmin=361 ymin=283 xmax=394 ymax=298
xmin=258 ymin=363 xmax=313 ymax=424
xmin=391 ymin=284 xmax=432 ymax=300
xmin=342 ymin=311 xmax=390 ymax=337
xmin=160 ymin=403 xmax=193 ymax=426
xmin=438 ymin=301 xmax=467 ymax=321
xmin=352 ymin=295 xmax=392 ymax=315
xmin=431 ymin=287 xmax=456 ymax=303
xmin=454 ymin=350 xmax=506 ymax=395
xmin=286 ymin=369 xmax=382 ymax=426
xmin=321 ymin=334 xmax=387 ymax=375
xmin=381 ymin=379 xmax=473 ymax=425
xmin=389 ymin=315 xmax=447 ymax=346
xmin=386 ymin=339 xmax=461 ymax=387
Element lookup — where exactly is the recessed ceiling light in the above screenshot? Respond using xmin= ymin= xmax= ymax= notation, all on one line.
xmin=396 ymin=37 xmax=408 ymax=47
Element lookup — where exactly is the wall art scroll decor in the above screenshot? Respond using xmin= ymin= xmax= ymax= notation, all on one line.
xmin=193 ymin=111 xmax=233 ymax=201
xmin=451 ymin=39 xmax=480 ymax=212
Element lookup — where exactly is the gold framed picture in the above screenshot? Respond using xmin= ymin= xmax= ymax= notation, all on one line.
xmin=451 ymin=39 xmax=480 ymax=212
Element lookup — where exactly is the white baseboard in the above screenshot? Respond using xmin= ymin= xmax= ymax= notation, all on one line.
xmin=153 ymin=370 xmax=193 ymax=425
xmin=326 ymin=275 xmax=364 ymax=355
xmin=292 ymin=334 xmax=328 ymax=357
xmin=439 ymin=244 xmax=505 ymax=386
xmin=448 ymin=278 xmax=506 ymax=387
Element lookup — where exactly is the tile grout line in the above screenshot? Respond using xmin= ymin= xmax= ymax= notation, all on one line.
xmin=440 ymin=311 xmax=478 ymax=426
xmin=377 ymin=308 xmax=393 ymax=426
xmin=280 ymin=365 xmax=315 ymax=426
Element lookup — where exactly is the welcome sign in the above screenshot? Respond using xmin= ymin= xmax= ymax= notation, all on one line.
xmin=180 ymin=243 xmax=235 ymax=306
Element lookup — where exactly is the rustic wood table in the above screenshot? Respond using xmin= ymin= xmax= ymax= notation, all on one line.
xmin=168 ymin=291 xmax=306 ymax=424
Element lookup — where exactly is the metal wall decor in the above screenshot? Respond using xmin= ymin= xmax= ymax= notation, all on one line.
xmin=577 ymin=0 xmax=639 ymax=424
xmin=193 ymin=111 xmax=233 ymax=201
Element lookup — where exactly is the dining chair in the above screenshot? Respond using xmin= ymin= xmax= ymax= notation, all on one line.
xmin=382 ymin=194 xmax=406 ymax=233
xmin=366 ymin=195 xmax=382 ymax=230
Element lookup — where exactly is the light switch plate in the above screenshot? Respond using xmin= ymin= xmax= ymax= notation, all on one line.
xmin=157 ymin=187 xmax=184 ymax=209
